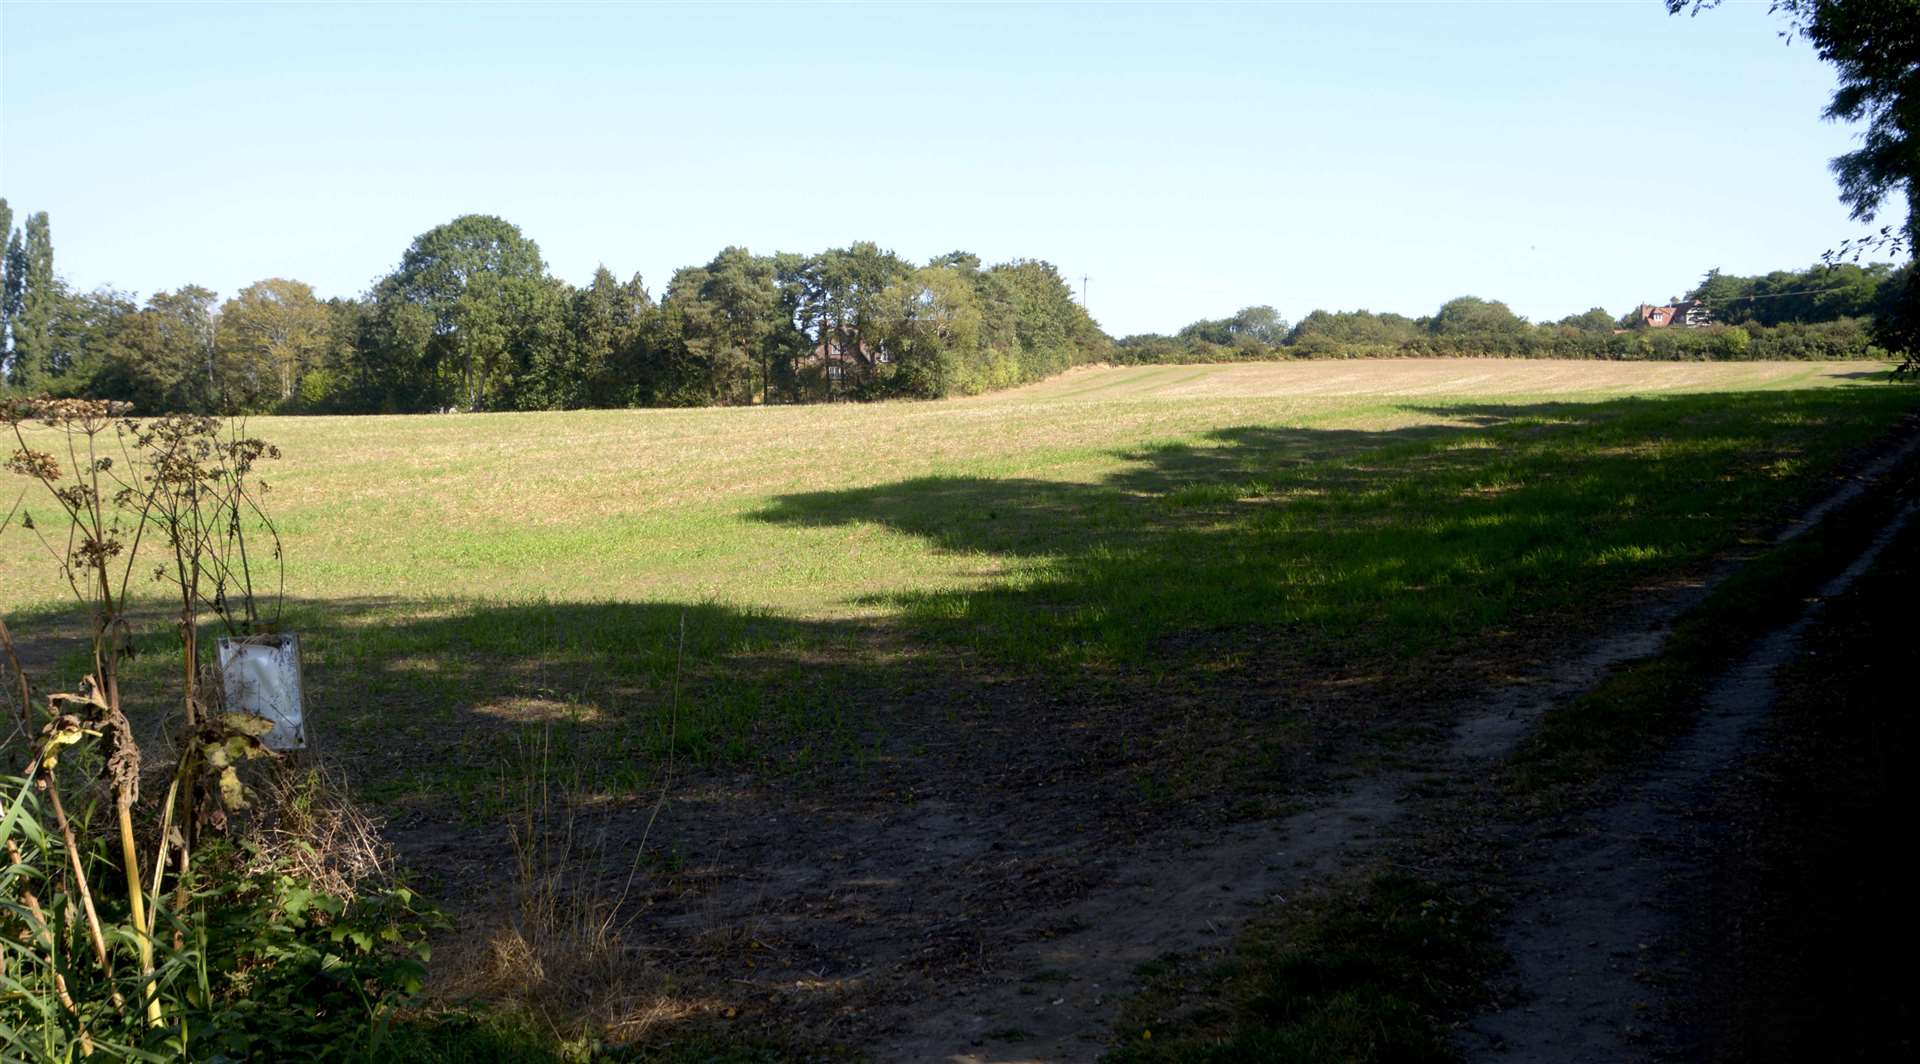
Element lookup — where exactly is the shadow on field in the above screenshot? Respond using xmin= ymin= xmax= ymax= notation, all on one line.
xmin=752 ymin=390 xmax=1909 ymax=670
xmin=16 ymin=389 xmax=1910 ymax=818
xmin=6 ymin=386 xmax=1912 ymax=1054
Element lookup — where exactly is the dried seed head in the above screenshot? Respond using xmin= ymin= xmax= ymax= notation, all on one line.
xmin=5 ymin=448 xmax=62 ymax=483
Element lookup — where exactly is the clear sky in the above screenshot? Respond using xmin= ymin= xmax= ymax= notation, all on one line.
xmin=0 ymin=0 xmax=1902 ymax=336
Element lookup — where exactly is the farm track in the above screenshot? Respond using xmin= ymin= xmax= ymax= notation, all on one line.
xmin=865 ymin=425 xmax=1920 ymax=1062
xmin=1459 ymin=494 xmax=1919 ymax=1060
xmin=864 ymin=625 xmax=1686 ymax=1063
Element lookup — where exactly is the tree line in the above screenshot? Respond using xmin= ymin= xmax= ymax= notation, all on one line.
xmin=2 ymin=201 xmax=1911 ymax=416
xmin=1113 ymin=262 xmax=1910 ymax=365
xmin=0 ymin=207 xmax=1108 ymax=415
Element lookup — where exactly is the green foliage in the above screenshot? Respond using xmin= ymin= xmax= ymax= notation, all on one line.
xmin=364 ymin=214 xmax=551 ymax=411
xmin=1118 ymin=298 xmax=1891 ymax=365
xmin=0 ymin=403 xmax=458 ymax=1061
xmin=987 ymin=258 xmax=1108 ymax=382
xmin=871 ymin=264 xmax=984 ymax=397
xmin=1557 ymin=306 xmax=1616 ymax=333
xmin=1427 ymin=294 xmax=1526 ymax=340
xmin=7 ymin=203 xmax=1906 ymax=415
xmin=0 ymin=198 xmax=13 ymax=373
xmin=1685 ymin=261 xmax=1902 ymax=326
xmin=180 ymin=843 xmax=445 ymax=1060
xmin=1673 ymin=1 xmax=1918 ymax=363
xmin=75 ymin=286 xmax=220 ymax=415
xmin=6 ymin=211 xmax=55 ymax=391
xmin=1177 ymin=306 xmax=1289 ymax=349
xmin=217 ymin=279 xmax=333 ymax=412
xmin=663 ymin=247 xmax=784 ymax=406
xmin=560 ymin=267 xmax=653 ymax=409
xmin=0 ymin=780 xmax=445 ymax=1062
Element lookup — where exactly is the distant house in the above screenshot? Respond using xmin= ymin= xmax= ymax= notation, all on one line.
xmin=801 ymin=337 xmax=889 ymax=384
xmin=1638 ymin=300 xmax=1714 ymax=329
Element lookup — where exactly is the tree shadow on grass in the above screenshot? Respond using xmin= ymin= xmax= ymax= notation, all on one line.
xmin=752 ymin=389 xmax=1914 ymax=670
xmin=4 ymin=385 xmax=1913 ymax=1056
xmin=15 ymin=387 xmax=1911 ymax=822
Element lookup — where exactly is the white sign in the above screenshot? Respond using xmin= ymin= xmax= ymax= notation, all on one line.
xmin=218 ymin=635 xmax=307 ymax=752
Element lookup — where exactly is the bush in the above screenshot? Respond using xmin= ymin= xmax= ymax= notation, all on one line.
xmin=1114 ymin=315 xmax=1886 ymax=365
xmin=1 ymin=774 xmax=443 ymax=1061
xmin=2 ymin=401 xmax=452 ymax=1061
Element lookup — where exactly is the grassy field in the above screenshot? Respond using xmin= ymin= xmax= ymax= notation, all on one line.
xmin=2 ymin=359 xmax=1889 ymax=613
xmin=6 ymin=359 xmax=1918 ymax=1058
xmin=4 ymin=359 xmax=1916 ymax=811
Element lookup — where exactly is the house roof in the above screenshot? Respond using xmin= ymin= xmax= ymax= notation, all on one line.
xmin=1638 ymin=300 xmax=1713 ymax=329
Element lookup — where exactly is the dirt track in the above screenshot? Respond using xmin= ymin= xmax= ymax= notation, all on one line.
xmin=1458 ymin=500 xmax=1915 ymax=1061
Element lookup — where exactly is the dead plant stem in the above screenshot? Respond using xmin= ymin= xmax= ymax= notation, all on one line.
xmin=43 ymin=766 xmax=111 ymax=972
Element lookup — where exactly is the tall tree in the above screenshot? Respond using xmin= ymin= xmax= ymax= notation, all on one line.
xmin=9 ymin=212 xmax=56 ymax=389
xmin=1428 ymin=296 xmax=1526 ymax=337
xmin=0 ymin=198 xmax=12 ymax=376
xmin=45 ymin=286 xmax=136 ymax=390
xmin=564 ymin=267 xmax=653 ymax=408
xmin=661 ymin=249 xmax=785 ymax=405
xmin=366 ymin=214 xmax=549 ymax=410
xmin=216 ymin=278 xmax=331 ymax=408
xmin=1557 ymin=307 xmax=1618 ymax=333
xmin=83 ymin=287 xmax=215 ymax=414
xmin=989 ymin=259 xmax=1108 ymax=378
xmin=3 ymin=229 xmax=26 ymax=362
xmin=873 ymin=264 xmax=985 ymax=397
xmin=791 ymin=242 xmax=913 ymax=397
xmin=1176 ymin=306 xmax=1289 ymax=350
xmin=700 ymin=247 xmax=779 ymax=404
xmin=275 ymin=295 xmax=372 ymax=412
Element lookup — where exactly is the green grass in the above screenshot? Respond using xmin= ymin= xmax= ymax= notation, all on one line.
xmin=1503 ymin=435 xmax=1920 ymax=809
xmin=6 ymin=361 xmax=1916 ymax=1058
xmin=1099 ymin=381 xmax=1920 ymax=1064
xmin=6 ymin=362 xmax=1917 ymax=811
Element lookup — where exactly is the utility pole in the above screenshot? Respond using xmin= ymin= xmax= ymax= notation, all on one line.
xmin=1080 ymin=274 xmax=1089 ymax=309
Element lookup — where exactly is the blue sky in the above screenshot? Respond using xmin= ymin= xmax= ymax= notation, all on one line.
xmin=0 ymin=1 xmax=1899 ymax=336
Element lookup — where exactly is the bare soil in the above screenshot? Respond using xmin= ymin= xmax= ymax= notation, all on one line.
xmin=381 ymin=540 xmax=1744 ymax=1060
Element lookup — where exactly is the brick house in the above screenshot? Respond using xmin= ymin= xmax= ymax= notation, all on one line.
xmin=1638 ymin=300 xmax=1714 ymax=329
